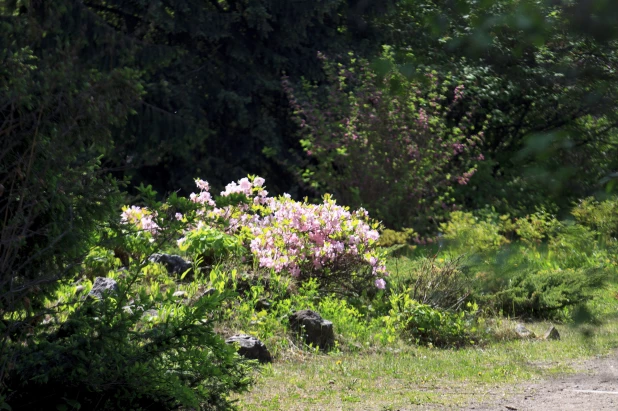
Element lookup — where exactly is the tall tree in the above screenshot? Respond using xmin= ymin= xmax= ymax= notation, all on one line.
xmin=378 ymin=0 xmax=618 ymax=216
xmin=80 ymin=0 xmax=393 ymax=195
xmin=0 ymin=1 xmax=142 ymax=317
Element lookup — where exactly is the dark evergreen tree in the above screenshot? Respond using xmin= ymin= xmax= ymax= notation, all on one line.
xmin=0 ymin=0 xmax=142 ymax=316
xmin=81 ymin=0 xmax=393 ymax=195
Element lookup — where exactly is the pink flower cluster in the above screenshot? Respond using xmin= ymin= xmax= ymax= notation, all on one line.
xmin=456 ymin=169 xmax=477 ymax=185
xmin=189 ymin=178 xmax=215 ymax=206
xmin=121 ymin=176 xmax=388 ymax=289
xmin=220 ymin=176 xmax=269 ymax=205
xmin=453 ymin=84 xmax=465 ymax=102
xmin=247 ymin=194 xmax=387 ymax=288
xmin=120 ymin=206 xmax=159 ymax=235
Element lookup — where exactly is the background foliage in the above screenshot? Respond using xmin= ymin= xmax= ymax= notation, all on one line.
xmin=2 ymin=0 xmax=618 ymax=409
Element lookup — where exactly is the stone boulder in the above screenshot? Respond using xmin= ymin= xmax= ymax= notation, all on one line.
xmin=172 ymin=290 xmax=187 ymax=298
xmin=198 ymin=287 xmax=217 ymax=298
xmin=149 ymin=253 xmax=192 ymax=277
xmin=225 ymin=334 xmax=272 ymax=363
xmin=141 ymin=309 xmax=159 ymax=320
xmin=515 ymin=323 xmax=536 ymax=339
xmin=289 ymin=309 xmax=335 ymax=350
xmin=186 ymin=287 xmax=217 ymax=306
xmin=543 ymin=325 xmax=560 ymax=340
xmin=88 ymin=277 xmax=119 ymax=299
xmin=255 ymin=298 xmax=272 ymax=311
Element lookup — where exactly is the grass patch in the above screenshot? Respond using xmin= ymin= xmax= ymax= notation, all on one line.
xmin=235 ymin=284 xmax=618 ymax=410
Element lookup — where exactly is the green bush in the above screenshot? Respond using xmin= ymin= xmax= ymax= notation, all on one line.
xmin=549 ymin=224 xmax=603 ymax=268
xmin=571 ymin=197 xmax=618 ymax=242
xmin=377 ymin=228 xmax=418 ymax=247
xmin=2 ymin=274 xmax=251 ymax=410
xmin=432 ymin=204 xmax=614 ymax=320
xmin=386 ymin=291 xmax=477 ymax=347
xmin=483 ymin=268 xmax=604 ymax=320
xmin=0 ymin=12 xmax=142 ymax=318
xmin=440 ymin=211 xmax=509 ymax=254
xmin=179 ymin=226 xmax=247 ymax=266
xmin=512 ymin=210 xmax=561 ymax=245
xmin=1 ymin=190 xmax=253 ymax=410
xmin=388 ymin=255 xmax=473 ymax=311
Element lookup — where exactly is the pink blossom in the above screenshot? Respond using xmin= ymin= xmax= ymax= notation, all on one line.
xmin=453 ymin=84 xmax=465 ymax=102
xmin=239 ymin=178 xmax=251 ymax=192
xmin=123 ymin=176 xmax=388 ymax=288
xmin=195 ymin=178 xmax=210 ymax=191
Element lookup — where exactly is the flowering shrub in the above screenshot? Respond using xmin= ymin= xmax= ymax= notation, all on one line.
xmin=248 ymin=193 xmax=387 ymax=290
xmin=121 ymin=176 xmax=388 ymax=290
xmin=121 ymin=205 xmax=160 ymax=235
xmin=283 ymin=49 xmax=486 ymax=232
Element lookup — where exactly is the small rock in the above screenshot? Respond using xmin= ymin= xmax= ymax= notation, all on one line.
xmin=515 ymin=323 xmax=536 ymax=339
xmin=142 ymin=309 xmax=159 ymax=320
xmin=75 ymin=285 xmax=85 ymax=293
xmin=289 ymin=309 xmax=335 ymax=350
xmin=187 ymin=288 xmax=217 ymax=306
xmin=149 ymin=253 xmax=192 ymax=277
xmin=255 ymin=298 xmax=271 ymax=311
xmin=172 ymin=290 xmax=187 ymax=298
xmin=543 ymin=325 xmax=560 ymax=340
xmin=225 ymin=334 xmax=272 ymax=363
xmin=200 ymin=287 xmax=217 ymax=297
xmin=88 ymin=277 xmax=119 ymax=299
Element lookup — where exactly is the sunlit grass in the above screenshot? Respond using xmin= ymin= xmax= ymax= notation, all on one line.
xmin=235 ymin=283 xmax=618 ymax=410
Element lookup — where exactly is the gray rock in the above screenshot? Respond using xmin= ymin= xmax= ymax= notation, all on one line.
xmin=225 ymin=334 xmax=272 ymax=363
xmin=88 ymin=277 xmax=119 ymax=299
xmin=543 ymin=325 xmax=560 ymax=340
xmin=200 ymin=287 xmax=217 ymax=298
xmin=289 ymin=309 xmax=335 ymax=350
xmin=187 ymin=288 xmax=217 ymax=306
xmin=515 ymin=323 xmax=536 ymax=339
xmin=141 ymin=309 xmax=159 ymax=320
xmin=149 ymin=253 xmax=192 ymax=277
xmin=172 ymin=290 xmax=187 ymax=298
xmin=255 ymin=298 xmax=272 ymax=311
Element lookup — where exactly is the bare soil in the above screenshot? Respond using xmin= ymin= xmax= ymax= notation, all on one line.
xmin=468 ymin=352 xmax=618 ymax=411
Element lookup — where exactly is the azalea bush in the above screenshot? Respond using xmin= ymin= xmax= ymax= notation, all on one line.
xmin=121 ymin=176 xmax=388 ymax=292
xmin=283 ymin=49 xmax=486 ymax=232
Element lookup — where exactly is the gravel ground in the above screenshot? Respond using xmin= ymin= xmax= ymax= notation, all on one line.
xmin=468 ymin=352 xmax=618 ymax=411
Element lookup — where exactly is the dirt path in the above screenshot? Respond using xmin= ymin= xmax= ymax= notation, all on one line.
xmin=468 ymin=352 xmax=618 ymax=411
